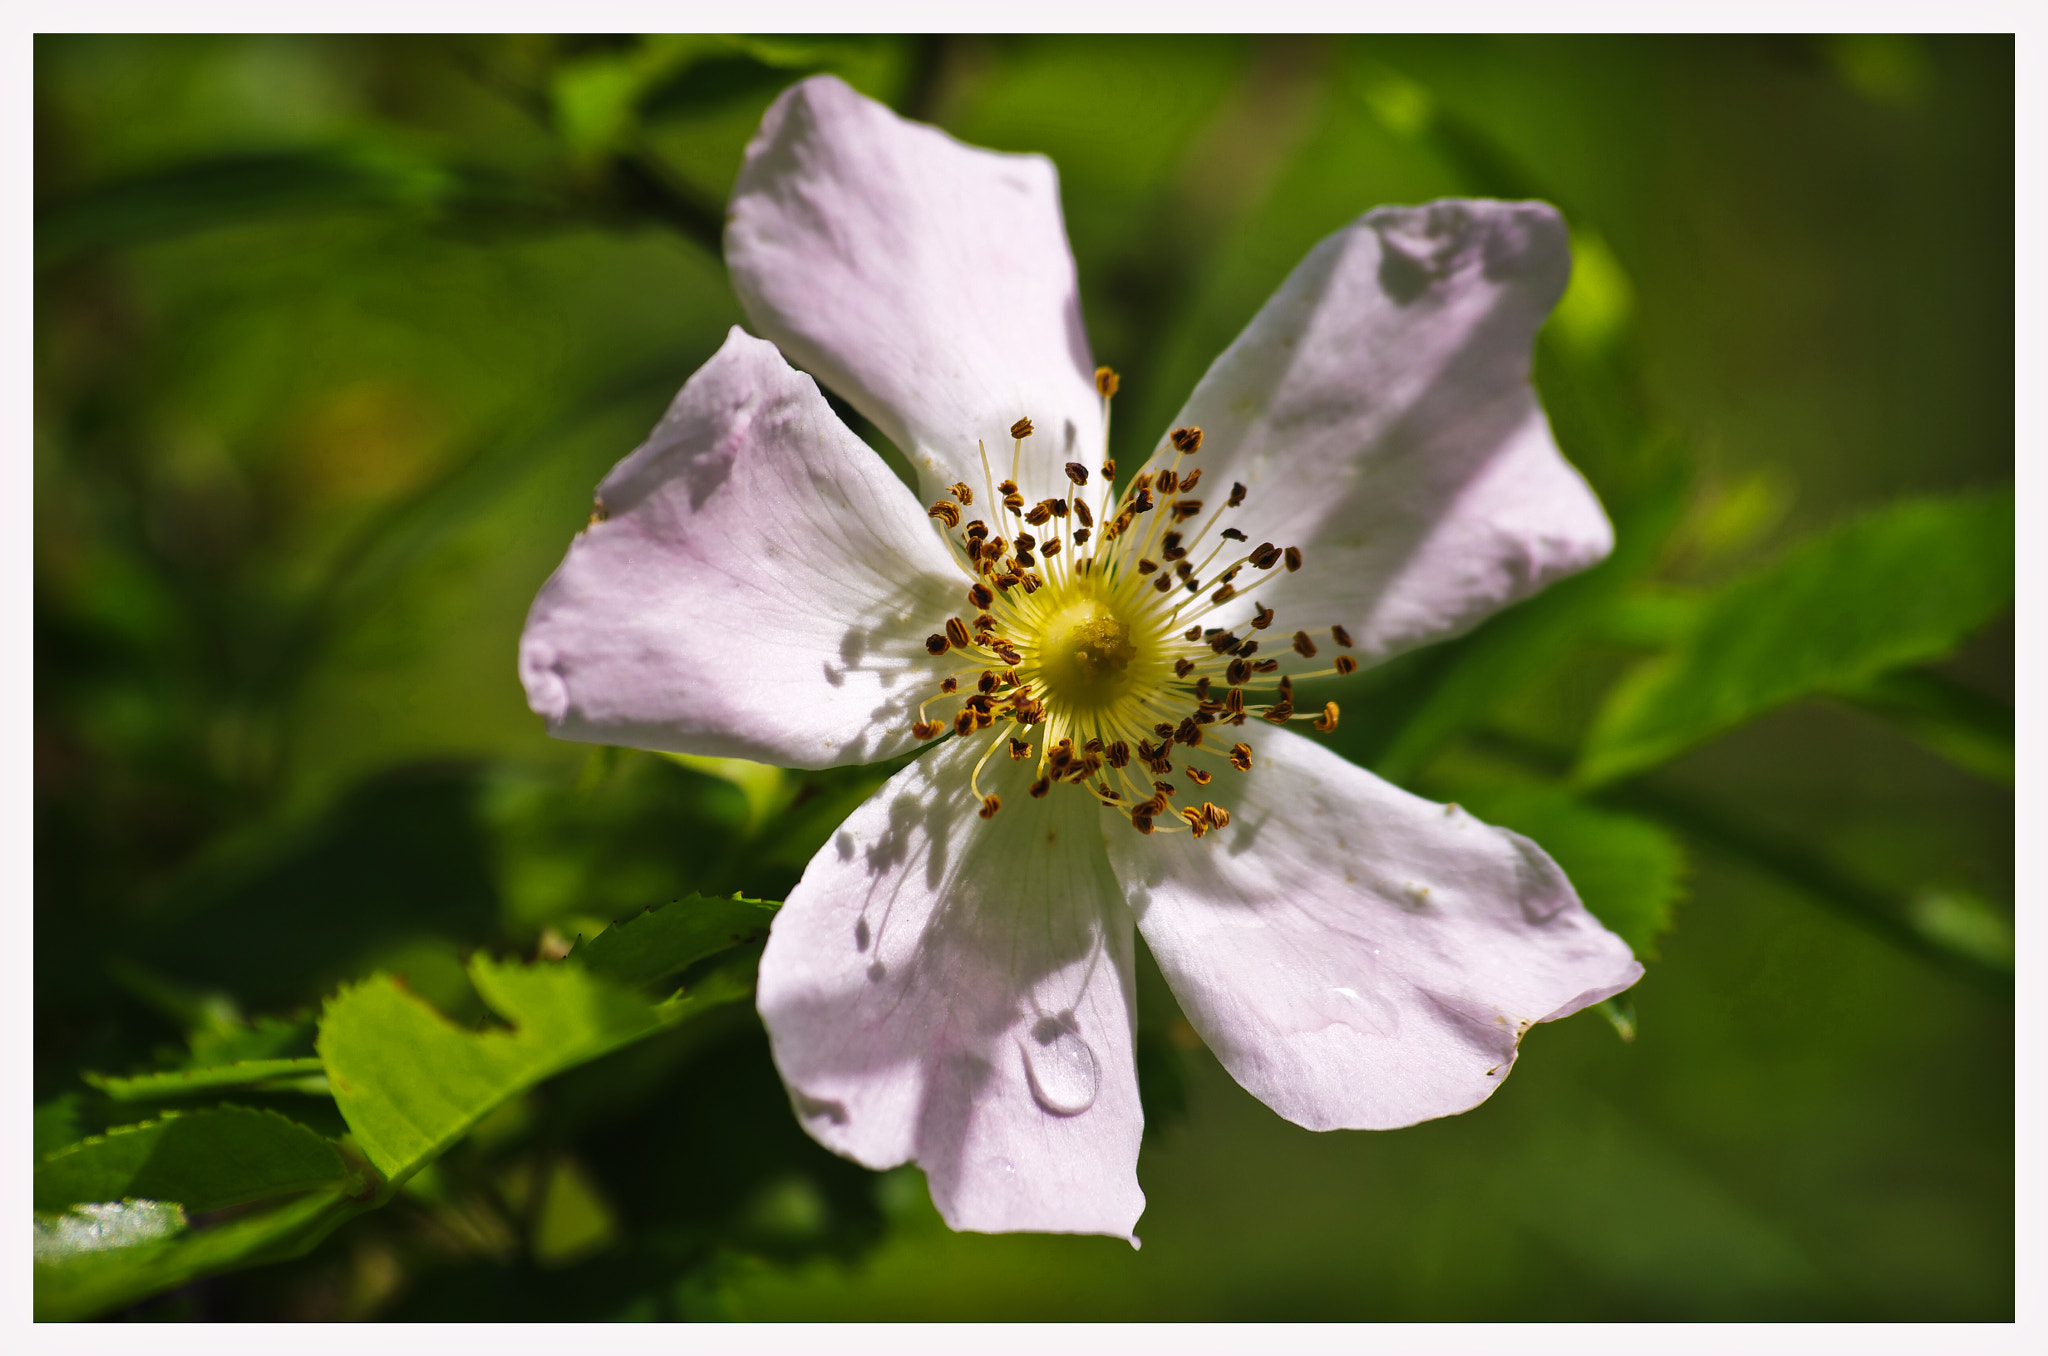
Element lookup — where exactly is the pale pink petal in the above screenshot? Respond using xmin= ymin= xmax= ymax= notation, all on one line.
xmin=757 ymin=736 xmax=1145 ymax=1241
xmin=1109 ymin=724 xmax=1641 ymax=1131
xmin=1161 ymin=200 xmax=1612 ymax=664
xmin=519 ymin=327 xmax=961 ymax=769
xmin=726 ymin=74 xmax=1103 ymax=510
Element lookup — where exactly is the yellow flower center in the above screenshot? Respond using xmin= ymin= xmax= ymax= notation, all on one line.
xmin=911 ymin=378 xmax=1354 ymax=837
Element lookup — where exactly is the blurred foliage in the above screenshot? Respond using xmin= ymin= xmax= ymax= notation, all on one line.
xmin=34 ymin=34 xmax=2011 ymax=1320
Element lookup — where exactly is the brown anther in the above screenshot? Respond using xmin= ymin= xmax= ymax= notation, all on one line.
xmin=1220 ymin=527 xmax=1247 ymax=542
xmin=1132 ymin=489 xmax=1155 ymax=513
xmin=1013 ymin=550 xmax=1036 ymax=569
xmin=1045 ymin=538 xmax=1064 ymax=557
xmin=1184 ymin=625 xmax=1203 ymax=641
xmin=1284 ymin=546 xmax=1303 ymax=572
xmin=1101 ymin=459 xmax=1116 ymax=479
xmin=1253 ymin=659 xmax=1279 ymax=673
xmin=1010 ymin=417 xmax=1034 ymax=439
xmin=966 ymin=583 xmax=993 ymax=611
xmin=1314 ymin=701 xmax=1340 ymax=733
xmin=1176 ymin=716 xmax=1205 ymax=747
xmin=1153 ymin=575 xmax=1173 ymax=592
xmin=1179 ymin=468 xmax=1201 ymax=492
xmin=1226 ymin=658 xmax=1253 ymax=686
xmin=1135 ymin=558 xmax=1159 ymax=575
xmin=1251 ymin=604 xmax=1275 ymax=630
xmin=1264 ymin=702 xmax=1294 ymax=723
xmin=1194 ymin=677 xmax=1212 ymax=699
xmin=1228 ymin=482 xmax=1248 ymax=508
xmin=929 ymin=501 xmax=961 ymax=527
xmin=1025 ymin=502 xmax=1054 ymax=526
xmin=1021 ymin=574 xmax=1042 ymax=594
xmin=1334 ymin=654 xmax=1358 ymax=675
xmin=1187 ymin=766 xmax=1213 ymax=786
xmin=1203 ymin=803 xmax=1230 ymax=830
xmin=941 ymin=677 xmax=960 ymax=693
xmin=1050 ymin=499 xmax=1068 ymax=518
xmin=1084 ymin=737 xmax=1105 ymax=753
xmin=1013 ymin=531 xmax=1036 ymax=551
xmin=1131 ymin=812 xmax=1155 ymax=835
xmin=1064 ymin=462 xmax=1090 ymax=486
xmin=1152 ymin=723 xmax=1176 ymax=741
xmin=996 ymin=644 xmax=1023 ymax=664
xmin=1139 ymin=793 xmax=1170 ymax=817
xmin=980 ymin=794 xmax=1003 ymax=819
xmin=953 ymin=709 xmax=975 ymax=736
xmin=1211 ymin=583 xmax=1237 ymax=604
xmin=1096 ymin=366 xmax=1120 ymax=397
xmin=1175 ymin=560 xmax=1194 ymax=579
xmin=994 ymin=572 xmax=1020 ymax=591
xmin=1073 ymin=499 xmax=1094 ymax=528
xmin=1106 ymin=741 xmax=1131 ymax=768
xmin=1134 ymin=471 xmax=1155 ymax=492
xmin=1330 ymin=624 xmax=1353 ymax=649
xmin=911 ymin=720 xmax=942 ymax=740
xmin=1173 ymin=658 xmax=1195 ymax=677
xmin=1170 ymin=426 xmax=1203 ymax=455
xmin=1004 ymin=493 xmax=1026 ymax=513
xmin=950 ymin=482 xmax=974 ymax=506
xmin=1172 ymin=500 xmax=1204 ymax=521
xmin=945 ymin=617 xmax=971 ymax=649
xmin=1292 ymin=630 xmax=1317 ymax=658
xmin=1224 ymin=688 xmax=1245 ymax=716
xmin=1030 ymin=777 xmax=1052 ymax=798
xmin=975 ymin=614 xmax=997 ymax=631
xmin=1228 ymin=743 xmax=1253 ymax=771
xmin=1179 ymin=806 xmax=1208 ymax=838
xmin=978 ymin=671 xmax=999 ymax=693
xmin=1157 ymin=468 xmax=1179 ymax=493
xmin=1278 ymin=675 xmax=1294 ymax=700
xmin=1153 ymin=779 xmax=1177 ymax=795
xmin=964 ymin=693 xmax=992 ymax=716
xmin=1250 ymin=542 xmax=1282 ymax=569
xmin=926 ymin=633 xmax=950 ymax=656
xmin=1073 ymin=526 xmax=1091 ymax=546
xmin=1009 ymin=737 xmax=1032 ymax=760
xmin=1208 ymin=631 xmax=1240 ymax=654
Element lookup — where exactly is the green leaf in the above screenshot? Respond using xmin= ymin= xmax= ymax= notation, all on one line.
xmin=1458 ymin=786 xmax=1686 ymax=957
xmin=571 ymin=892 xmax=781 ymax=990
xmin=319 ymin=951 xmax=752 ymax=1184
xmin=34 ymin=1200 xmax=188 ymax=1262
xmin=1576 ymin=489 xmax=2014 ymax=787
xmin=86 ymin=1058 xmax=329 ymax=1102
xmin=35 ymin=1107 xmax=351 ymax=1215
xmin=35 ymin=1189 xmax=364 ymax=1322
xmin=1827 ymin=666 xmax=2014 ymax=784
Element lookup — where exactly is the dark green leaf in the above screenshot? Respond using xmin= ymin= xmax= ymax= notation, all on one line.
xmin=1576 ymin=490 xmax=2014 ymax=786
xmin=319 ymin=951 xmax=752 ymax=1184
xmin=35 ymin=1106 xmax=351 ymax=1215
xmin=1457 ymin=786 xmax=1686 ymax=957
xmin=35 ymin=1095 xmax=88 ymax=1160
xmin=571 ymin=892 xmax=780 ymax=990
xmin=86 ymin=1058 xmax=329 ymax=1102
xmin=1827 ymin=666 xmax=2014 ymax=784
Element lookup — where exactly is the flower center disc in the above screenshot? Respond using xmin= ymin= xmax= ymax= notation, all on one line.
xmin=1035 ymin=592 xmax=1143 ymax=715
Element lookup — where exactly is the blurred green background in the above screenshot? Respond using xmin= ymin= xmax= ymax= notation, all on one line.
xmin=34 ymin=34 xmax=2013 ymax=1320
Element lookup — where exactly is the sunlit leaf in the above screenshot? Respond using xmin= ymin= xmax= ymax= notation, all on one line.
xmin=35 ymin=1106 xmax=352 ymax=1215
xmin=319 ymin=950 xmax=754 ymax=1184
xmin=34 ymin=1200 xmax=187 ymax=1262
xmin=1577 ymin=490 xmax=2014 ymax=787
xmin=571 ymin=892 xmax=780 ymax=990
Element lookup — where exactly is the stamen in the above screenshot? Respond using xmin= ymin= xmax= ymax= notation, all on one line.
xmin=1170 ymin=426 xmax=1203 ymax=455
xmin=929 ymin=501 xmax=961 ymax=527
xmin=1332 ymin=625 xmax=1353 ymax=648
xmin=1011 ymin=417 xmax=1034 ymax=440
xmin=1314 ymin=702 xmax=1340 ymax=733
xmin=980 ymin=794 xmax=1003 ymax=819
xmin=1228 ymin=743 xmax=1253 ymax=771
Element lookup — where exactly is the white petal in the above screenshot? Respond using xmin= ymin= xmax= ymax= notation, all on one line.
xmin=757 ymin=736 xmax=1145 ymax=1240
xmin=519 ymin=327 xmax=962 ymax=769
xmin=1160 ymin=200 xmax=1612 ymax=664
xmin=726 ymin=74 xmax=1103 ymax=510
xmin=1109 ymin=725 xmax=1641 ymax=1131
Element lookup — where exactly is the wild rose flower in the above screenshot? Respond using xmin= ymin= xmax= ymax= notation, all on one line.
xmin=519 ymin=75 xmax=1642 ymax=1243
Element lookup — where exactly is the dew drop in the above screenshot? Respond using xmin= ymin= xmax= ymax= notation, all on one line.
xmin=1021 ymin=1014 xmax=1100 ymax=1116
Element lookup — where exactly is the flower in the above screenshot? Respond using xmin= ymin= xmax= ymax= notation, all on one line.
xmin=518 ymin=74 xmax=1642 ymax=1243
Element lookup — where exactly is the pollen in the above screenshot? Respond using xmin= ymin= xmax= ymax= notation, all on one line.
xmin=912 ymin=403 xmax=1355 ymax=841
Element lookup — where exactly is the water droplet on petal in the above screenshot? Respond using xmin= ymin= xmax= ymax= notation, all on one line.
xmin=1022 ymin=1014 xmax=1099 ymax=1116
